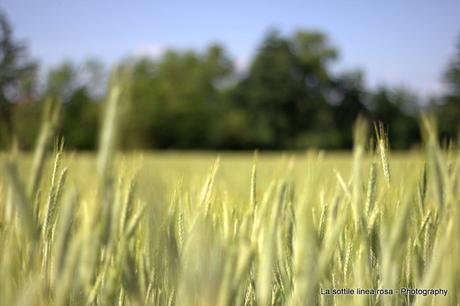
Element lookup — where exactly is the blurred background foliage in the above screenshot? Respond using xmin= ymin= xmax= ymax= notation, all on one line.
xmin=0 ymin=12 xmax=459 ymax=151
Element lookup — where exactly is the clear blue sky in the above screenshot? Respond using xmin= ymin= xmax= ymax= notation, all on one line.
xmin=2 ymin=0 xmax=460 ymax=97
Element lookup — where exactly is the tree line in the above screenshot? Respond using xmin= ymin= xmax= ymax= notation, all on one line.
xmin=1 ymin=12 xmax=459 ymax=150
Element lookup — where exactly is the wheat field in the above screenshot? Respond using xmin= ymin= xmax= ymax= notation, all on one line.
xmin=0 ymin=80 xmax=459 ymax=306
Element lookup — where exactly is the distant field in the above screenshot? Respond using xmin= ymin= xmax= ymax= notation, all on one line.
xmin=4 ymin=150 xmax=424 ymax=205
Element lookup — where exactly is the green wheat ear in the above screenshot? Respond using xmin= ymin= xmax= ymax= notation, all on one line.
xmin=351 ymin=116 xmax=367 ymax=229
xmin=374 ymin=121 xmax=391 ymax=188
xmin=421 ymin=115 xmax=446 ymax=214
xmin=365 ymin=160 xmax=377 ymax=215
xmin=201 ymin=156 xmax=220 ymax=215
xmin=42 ymin=144 xmax=67 ymax=242
xmin=28 ymin=96 xmax=61 ymax=199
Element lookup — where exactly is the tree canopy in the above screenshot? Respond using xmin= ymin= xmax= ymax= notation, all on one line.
xmin=1 ymin=12 xmax=459 ymax=151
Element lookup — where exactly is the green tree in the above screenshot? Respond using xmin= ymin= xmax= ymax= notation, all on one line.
xmin=45 ymin=61 xmax=78 ymax=102
xmin=125 ymin=44 xmax=233 ymax=149
xmin=44 ymin=60 xmax=103 ymax=149
xmin=82 ymin=58 xmax=106 ymax=99
xmin=0 ymin=11 xmax=37 ymax=147
xmin=59 ymin=87 xmax=99 ymax=150
xmin=436 ymin=36 xmax=460 ymax=140
xmin=330 ymin=71 xmax=368 ymax=148
xmin=445 ymin=37 xmax=460 ymax=97
xmin=239 ymin=30 xmax=338 ymax=148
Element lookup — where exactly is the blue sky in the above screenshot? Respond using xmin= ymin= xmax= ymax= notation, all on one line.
xmin=1 ymin=0 xmax=460 ymax=97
